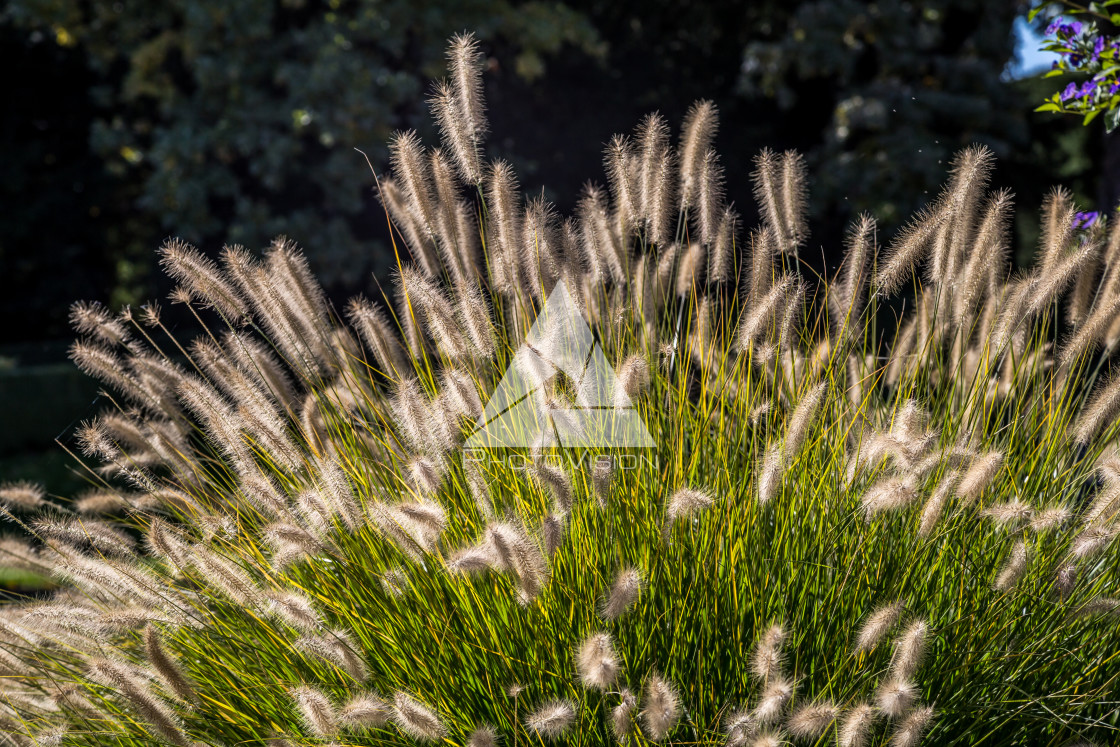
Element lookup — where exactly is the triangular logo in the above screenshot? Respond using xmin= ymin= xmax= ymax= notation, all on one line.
xmin=464 ymin=283 xmax=655 ymax=449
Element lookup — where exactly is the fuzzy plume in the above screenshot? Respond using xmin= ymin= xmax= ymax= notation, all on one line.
xmin=891 ymin=705 xmax=935 ymax=747
xmin=636 ymin=112 xmax=674 ymax=246
xmin=641 ymin=673 xmax=681 ymax=741
xmin=0 ymin=482 xmax=45 ymax=512
xmin=486 ymin=160 xmax=523 ymax=293
xmin=723 ymin=709 xmax=757 ymax=747
xmin=467 ymin=725 xmax=498 ymax=747
xmin=753 ymin=149 xmax=807 ymax=254
xmin=603 ymin=567 xmax=642 ymax=620
xmin=956 ymin=451 xmax=1003 ymax=504
xmin=456 ymin=282 xmax=496 ymax=358
xmin=751 ymin=624 xmax=787 ymax=681
xmin=738 ymin=275 xmax=795 ymax=352
xmin=89 ymin=659 xmax=188 ymax=745
xmin=347 ymin=296 xmax=407 ymax=377
xmin=787 ymin=701 xmax=839 ymax=740
xmin=875 ymin=678 xmax=919 ymax=719
xmin=612 ymin=689 xmax=638 ymax=743
xmin=526 ymin=699 xmax=577 ymax=740
xmin=862 ymin=477 xmax=919 ymax=517
xmin=143 ymin=626 xmax=195 ymax=702
xmin=159 ymin=238 xmax=249 ymax=322
xmin=399 ymin=267 xmax=469 ymax=360
xmin=338 ymin=693 xmax=392 ymax=729
xmin=1074 ymin=372 xmax=1120 ymax=444
xmin=605 ymin=134 xmax=640 ymax=228
xmin=855 ymin=600 xmax=904 ymax=653
xmin=753 ymin=677 xmax=794 ymax=725
xmin=391 ymin=692 xmax=446 ymax=743
xmin=291 ymin=685 xmax=337 ymax=738
xmin=664 ymin=487 xmax=716 ymax=535
xmin=576 ymin=632 xmax=620 ymax=691
xmin=891 ymin=619 xmax=929 ymax=679
xmin=784 ymin=382 xmax=826 ymax=460
xmin=486 ymin=521 xmax=548 ymax=602
xmin=994 ymin=539 xmax=1025 ymax=591
xmin=70 ymin=300 xmax=132 ymax=346
xmin=1039 ymin=186 xmax=1076 ymax=273
xmin=709 ymin=206 xmax=738 ymax=283
xmin=267 ymin=591 xmax=322 ymax=632
xmin=679 ymin=99 xmax=719 ymax=210
xmin=838 ymin=703 xmax=876 ymax=747
xmin=831 ymin=213 xmax=876 ymax=328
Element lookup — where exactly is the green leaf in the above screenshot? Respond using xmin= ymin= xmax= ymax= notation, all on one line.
xmin=1107 ymin=106 xmax=1120 ymax=132
xmin=1085 ymin=109 xmax=1102 ymax=125
xmin=1036 ymin=102 xmax=1063 ymax=112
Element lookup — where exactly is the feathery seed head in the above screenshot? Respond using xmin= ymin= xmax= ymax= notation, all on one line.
xmin=709 ymin=206 xmax=738 ymax=283
xmin=641 ymin=673 xmax=681 ymax=741
xmin=874 ymin=678 xmax=918 ymax=719
xmin=757 ymin=444 xmax=785 ymax=506
xmin=89 ymin=658 xmax=188 ymax=745
xmin=445 ymin=32 xmax=488 ymax=176
xmin=855 ymin=600 xmax=905 ymax=653
xmin=891 ymin=705 xmax=935 ymax=747
xmin=392 ymin=692 xmax=446 ymax=743
xmin=784 ymin=382 xmax=826 ymax=459
xmin=751 ymin=623 xmax=787 ymax=681
xmin=957 ymin=451 xmax=1003 ymax=504
xmin=679 ymin=99 xmax=719 ymax=209
xmin=0 ymin=482 xmax=45 ymax=512
xmin=862 ymin=477 xmax=919 ymax=518
xmin=339 ymin=693 xmax=392 ymax=729
xmin=664 ymin=487 xmax=715 ymax=535
xmin=143 ymin=625 xmax=195 ymax=702
xmin=1031 ymin=505 xmax=1072 ymax=532
xmin=838 ymin=703 xmax=876 ymax=747
xmin=158 ymin=238 xmax=249 ymax=322
xmin=266 ymin=592 xmax=321 ymax=632
xmin=612 ymin=689 xmax=638 ymax=743
xmin=787 ymin=701 xmax=839 ymax=740
xmin=603 ymin=566 xmax=642 ymax=620
xmin=982 ymin=499 xmax=1034 ymax=530
xmin=291 ymin=686 xmax=337 ymax=738
xmin=576 ymin=632 xmax=620 ymax=690
xmin=467 ymin=725 xmax=498 ymax=747
xmin=70 ymin=300 xmax=131 ymax=346
xmin=753 ymin=676 xmax=794 ymax=724
xmin=526 ymin=699 xmax=577 ymax=740
xmin=891 ymin=619 xmax=929 ymax=679
xmin=723 ymin=709 xmax=757 ymax=747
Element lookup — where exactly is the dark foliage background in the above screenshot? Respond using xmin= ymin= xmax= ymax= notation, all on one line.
xmin=0 ymin=0 xmax=1109 ymax=500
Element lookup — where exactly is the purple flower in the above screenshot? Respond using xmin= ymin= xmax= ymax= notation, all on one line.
xmin=1073 ymin=211 xmax=1101 ymax=229
xmin=1110 ymin=80 xmax=1120 ymax=94
xmin=1095 ymin=37 xmax=1106 ymax=58
xmin=1062 ymin=82 xmax=1079 ymax=101
xmin=1046 ymin=16 xmax=1063 ymax=35
xmin=1071 ymin=21 xmax=1083 ymax=36
xmin=1080 ymin=80 xmax=1097 ymax=98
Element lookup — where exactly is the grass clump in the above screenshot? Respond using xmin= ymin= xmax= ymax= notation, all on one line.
xmin=1 ymin=32 xmax=1119 ymax=746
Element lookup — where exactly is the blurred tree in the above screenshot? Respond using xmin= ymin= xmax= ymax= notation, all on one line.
xmin=0 ymin=0 xmax=1100 ymax=346
xmin=732 ymin=0 xmax=1094 ymax=263
xmin=1 ymin=0 xmax=602 ymax=343
xmin=496 ymin=0 xmax=1094 ymax=269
